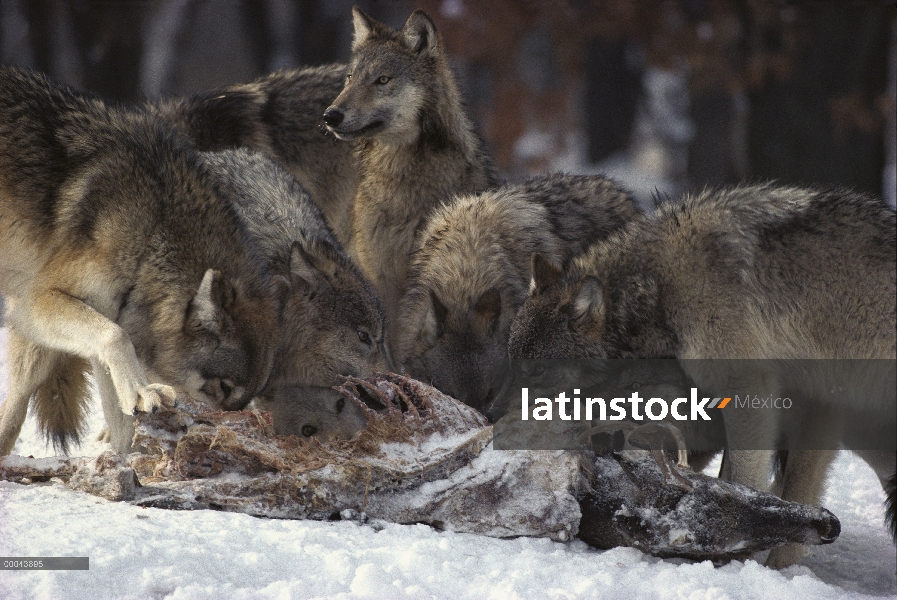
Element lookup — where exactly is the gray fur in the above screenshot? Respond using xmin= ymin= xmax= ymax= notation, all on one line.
xmin=149 ymin=63 xmax=358 ymax=249
xmin=0 ymin=66 xmax=282 ymax=454
xmin=324 ymin=8 xmax=500 ymax=341
xmin=201 ymin=148 xmax=389 ymax=441
xmin=508 ymin=183 xmax=897 ymax=567
xmin=398 ymin=173 xmax=639 ymax=412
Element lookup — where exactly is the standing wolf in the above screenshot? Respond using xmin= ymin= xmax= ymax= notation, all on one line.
xmin=508 ymin=183 xmax=897 ymax=567
xmin=0 ymin=66 xmax=282 ymax=455
xmin=397 ymin=174 xmax=638 ymax=413
xmin=148 ymin=64 xmax=358 ymax=248
xmin=202 ymin=148 xmax=389 ymax=440
xmin=16 ymin=146 xmax=385 ymax=448
xmin=323 ymin=8 xmax=500 ymax=335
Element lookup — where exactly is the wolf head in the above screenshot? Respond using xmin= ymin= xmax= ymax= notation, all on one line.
xmin=256 ymin=385 xmax=368 ymax=442
xmin=238 ymin=232 xmax=391 ymax=439
xmin=249 ymin=238 xmax=388 ymax=440
xmin=71 ymin=127 xmax=286 ymax=415
xmin=143 ymin=267 xmax=281 ymax=411
xmin=396 ymin=191 xmax=544 ymax=414
xmin=270 ymin=238 xmax=391 ymax=391
xmin=508 ymin=253 xmax=674 ymax=362
xmin=400 ymin=286 xmax=508 ymax=414
xmin=323 ymin=8 xmax=446 ymax=145
xmin=196 ymin=147 xmax=388 ymax=437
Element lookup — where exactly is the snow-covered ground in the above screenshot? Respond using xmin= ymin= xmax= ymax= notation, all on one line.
xmin=1 ymin=326 xmax=895 ymax=599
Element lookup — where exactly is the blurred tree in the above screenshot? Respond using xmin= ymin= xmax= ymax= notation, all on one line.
xmin=0 ymin=0 xmax=892 ymax=197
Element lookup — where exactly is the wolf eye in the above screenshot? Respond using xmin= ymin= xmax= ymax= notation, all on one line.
xmin=301 ymin=425 xmax=318 ymax=437
xmin=376 ymin=76 xmax=391 ymax=85
xmin=357 ymin=330 xmax=372 ymax=345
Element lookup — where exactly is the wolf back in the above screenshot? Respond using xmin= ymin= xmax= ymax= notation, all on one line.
xmin=149 ymin=64 xmax=358 ymax=249
xmin=508 ymin=183 xmax=896 ymax=566
xmin=0 ymin=66 xmax=281 ymax=454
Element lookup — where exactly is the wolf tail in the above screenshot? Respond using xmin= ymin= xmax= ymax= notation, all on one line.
xmin=886 ymin=466 xmax=897 ymax=544
xmin=31 ymin=355 xmax=92 ymax=455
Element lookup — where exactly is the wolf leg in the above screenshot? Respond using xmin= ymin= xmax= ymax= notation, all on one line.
xmin=7 ymin=288 xmax=175 ymax=417
xmin=719 ymin=401 xmax=779 ymax=493
xmin=688 ymin=362 xmax=780 ymax=491
xmin=0 ymin=330 xmax=56 ymax=455
xmin=765 ymin=449 xmax=837 ymax=568
xmin=852 ymin=449 xmax=897 ymax=543
xmin=763 ymin=402 xmax=839 ymax=568
xmin=91 ymin=359 xmax=136 ymax=454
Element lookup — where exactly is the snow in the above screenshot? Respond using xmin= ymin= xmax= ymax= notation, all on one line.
xmin=1 ymin=326 xmax=895 ymax=599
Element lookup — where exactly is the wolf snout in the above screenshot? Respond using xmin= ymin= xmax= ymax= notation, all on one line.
xmin=483 ymin=398 xmax=506 ymax=424
xmin=323 ymin=107 xmax=344 ymax=128
xmin=451 ymin=386 xmax=494 ymax=417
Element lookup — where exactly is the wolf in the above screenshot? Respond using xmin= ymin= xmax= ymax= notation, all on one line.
xmin=323 ymin=7 xmax=500 ymax=336
xmin=25 ymin=146 xmax=386 ymax=445
xmin=201 ymin=148 xmax=389 ymax=440
xmin=0 ymin=66 xmax=282 ymax=455
xmin=507 ymin=183 xmax=897 ymax=567
xmin=147 ymin=63 xmax=358 ymax=249
xmin=397 ymin=173 xmax=639 ymax=413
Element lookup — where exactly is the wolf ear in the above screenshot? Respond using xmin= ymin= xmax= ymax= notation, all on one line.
xmin=473 ymin=288 xmax=501 ymax=332
xmin=423 ymin=289 xmax=449 ymax=340
xmin=530 ymin=254 xmax=563 ymax=296
xmin=288 ymin=239 xmax=341 ymax=294
xmin=188 ymin=269 xmax=230 ymax=335
xmin=571 ymin=276 xmax=605 ymax=325
xmin=401 ymin=9 xmax=440 ymax=57
xmin=289 ymin=241 xmax=321 ymax=293
xmin=351 ymin=6 xmax=376 ymax=51
xmin=272 ymin=274 xmax=293 ymax=307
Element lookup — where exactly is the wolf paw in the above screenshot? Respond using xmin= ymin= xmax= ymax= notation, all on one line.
xmin=131 ymin=384 xmax=178 ymax=415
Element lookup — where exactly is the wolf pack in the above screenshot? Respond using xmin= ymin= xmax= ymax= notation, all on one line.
xmin=0 ymin=8 xmax=894 ymax=570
